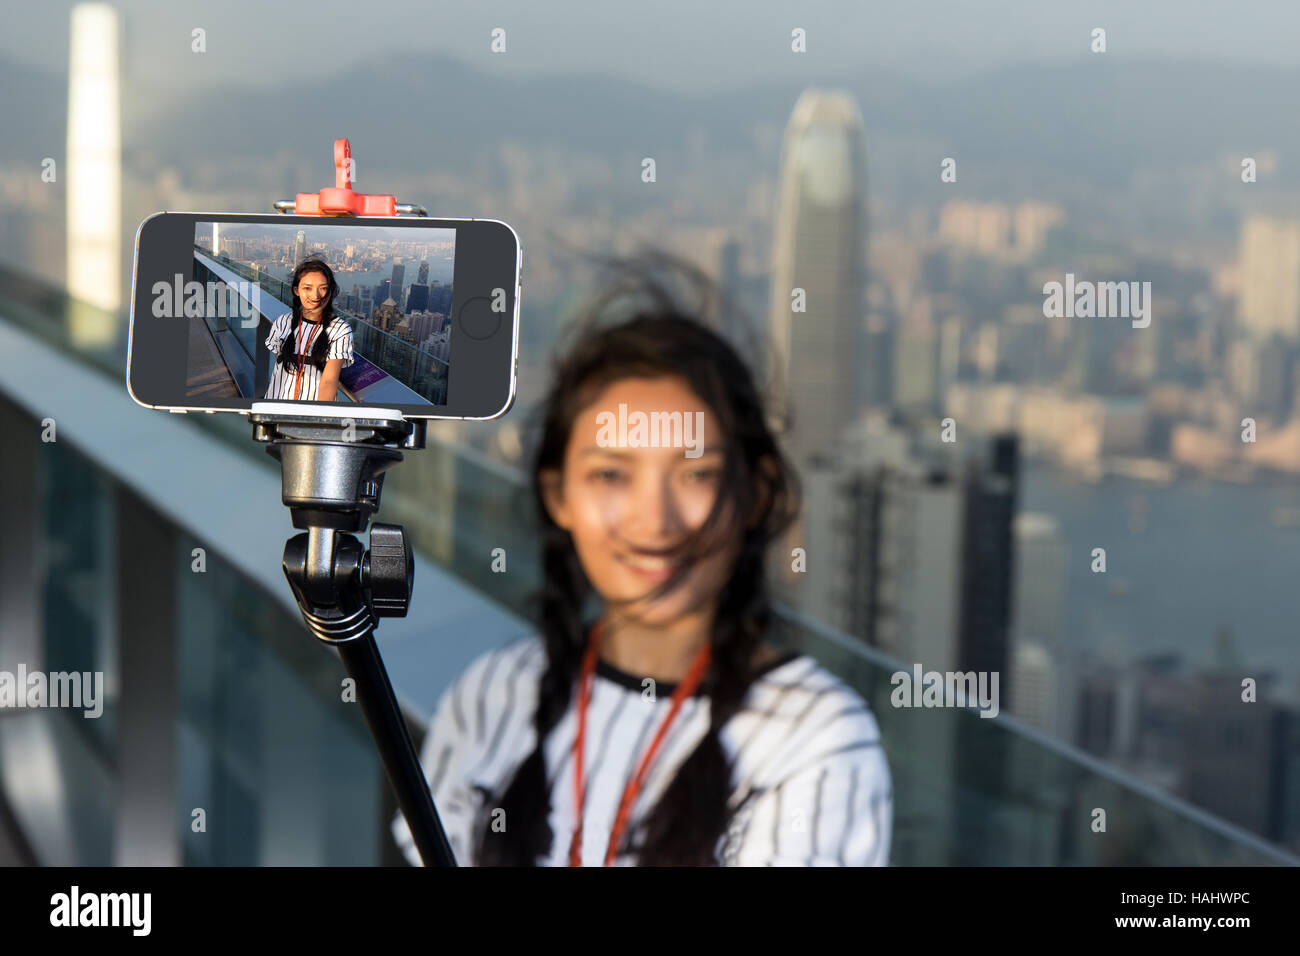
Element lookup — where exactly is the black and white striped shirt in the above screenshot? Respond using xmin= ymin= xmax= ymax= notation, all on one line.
xmin=391 ymin=635 xmax=893 ymax=866
xmin=263 ymin=311 xmax=354 ymax=401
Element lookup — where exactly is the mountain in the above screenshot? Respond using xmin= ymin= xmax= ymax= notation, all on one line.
xmin=6 ymin=49 xmax=1300 ymax=196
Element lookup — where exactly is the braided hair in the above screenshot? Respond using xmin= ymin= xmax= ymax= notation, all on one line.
xmin=473 ymin=250 xmax=801 ymax=866
xmin=276 ymin=257 xmax=340 ymax=374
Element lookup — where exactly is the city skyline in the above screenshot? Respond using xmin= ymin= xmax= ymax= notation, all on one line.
xmin=5 ymin=0 xmax=1300 ymax=863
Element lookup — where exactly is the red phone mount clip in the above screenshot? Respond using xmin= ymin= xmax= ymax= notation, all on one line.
xmin=273 ymin=139 xmax=426 ymax=218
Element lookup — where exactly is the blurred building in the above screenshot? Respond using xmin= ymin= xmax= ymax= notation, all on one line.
xmin=1229 ymin=334 xmax=1292 ymax=424
xmin=939 ymin=201 xmax=1010 ymax=256
xmin=1074 ymin=640 xmax=1300 ymax=848
xmin=768 ymin=89 xmax=868 ymax=466
xmin=860 ymin=312 xmax=894 ymax=409
xmin=791 ymin=412 xmax=1017 ymax=686
xmin=946 ymin=383 xmax=1149 ymax=471
xmin=1013 ymin=202 xmax=1066 ymax=258
xmin=66 ymin=2 xmax=121 ymax=344
xmin=956 ymin=434 xmax=1018 ymax=685
xmin=1238 ymin=216 xmax=1300 ymax=341
xmin=1010 ymin=642 xmax=1055 ymax=734
xmin=893 ymin=306 xmax=940 ymax=415
xmin=1008 ymin=512 xmax=1066 ymax=735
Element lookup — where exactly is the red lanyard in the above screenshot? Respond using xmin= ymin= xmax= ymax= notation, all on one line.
xmin=568 ymin=619 xmax=712 ymax=866
xmin=291 ymin=318 xmax=325 ymax=401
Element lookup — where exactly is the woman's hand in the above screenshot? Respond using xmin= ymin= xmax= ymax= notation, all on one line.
xmin=318 ymin=357 xmax=344 ymax=401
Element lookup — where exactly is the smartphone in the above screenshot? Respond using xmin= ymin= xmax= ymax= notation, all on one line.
xmin=126 ymin=212 xmax=520 ymax=420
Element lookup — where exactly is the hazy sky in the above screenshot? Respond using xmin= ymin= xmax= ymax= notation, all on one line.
xmin=7 ymin=0 xmax=1300 ymax=104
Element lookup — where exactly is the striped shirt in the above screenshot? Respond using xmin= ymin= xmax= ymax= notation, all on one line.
xmin=263 ymin=311 xmax=354 ymax=401
xmin=391 ymin=635 xmax=892 ymax=866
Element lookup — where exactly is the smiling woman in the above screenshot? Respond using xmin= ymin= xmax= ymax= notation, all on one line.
xmin=263 ymin=257 xmax=354 ymax=401
xmin=393 ymin=251 xmax=893 ymax=866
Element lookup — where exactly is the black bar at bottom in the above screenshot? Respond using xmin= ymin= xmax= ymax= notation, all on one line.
xmin=337 ymin=633 xmax=457 ymax=867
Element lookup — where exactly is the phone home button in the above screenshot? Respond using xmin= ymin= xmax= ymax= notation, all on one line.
xmin=457 ymin=296 xmax=501 ymax=341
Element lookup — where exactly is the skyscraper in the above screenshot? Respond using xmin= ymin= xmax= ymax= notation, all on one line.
xmin=406 ymin=283 xmax=429 ymax=314
xmin=417 ymin=261 xmax=429 ymax=285
xmin=1238 ymin=216 xmax=1300 ymax=341
xmin=390 ymin=260 xmax=406 ymax=311
xmin=294 ymin=230 xmax=306 ymax=267
xmin=768 ymin=89 xmax=868 ymax=466
xmin=1009 ymin=512 xmax=1067 ymax=736
xmin=793 ymin=411 xmax=963 ymax=667
xmin=66 ymin=2 xmax=122 ymax=344
xmin=957 ymin=434 xmax=1018 ymax=681
xmin=373 ymin=297 xmax=401 ymax=333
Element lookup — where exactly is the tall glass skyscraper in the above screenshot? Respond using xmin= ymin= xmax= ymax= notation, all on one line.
xmin=66 ymin=2 xmax=121 ymax=345
xmin=768 ymin=89 xmax=868 ymax=466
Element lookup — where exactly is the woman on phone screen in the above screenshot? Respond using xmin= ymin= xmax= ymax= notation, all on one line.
xmin=264 ymin=258 xmax=354 ymax=401
xmin=393 ymin=255 xmax=892 ymax=866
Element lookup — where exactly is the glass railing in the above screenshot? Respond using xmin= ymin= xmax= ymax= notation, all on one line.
xmin=1 ymin=260 xmax=1294 ymax=866
xmin=1 ymin=394 xmax=382 ymax=864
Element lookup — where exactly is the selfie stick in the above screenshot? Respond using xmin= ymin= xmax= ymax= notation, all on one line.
xmin=252 ymin=139 xmax=455 ymax=866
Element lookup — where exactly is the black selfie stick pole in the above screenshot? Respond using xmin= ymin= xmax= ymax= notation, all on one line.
xmin=250 ymin=403 xmax=456 ymax=867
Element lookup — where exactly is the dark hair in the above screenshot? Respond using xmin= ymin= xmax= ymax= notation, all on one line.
xmin=276 ymin=257 xmax=340 ymax=373
xmin=473 ymin=248 xmax=801 ymax=866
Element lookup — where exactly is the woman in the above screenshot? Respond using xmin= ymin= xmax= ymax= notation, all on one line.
xmin=263 ymin=258 xmax=354 ymax=401
xmin=393 ymin=256 xmax=892 ymax=866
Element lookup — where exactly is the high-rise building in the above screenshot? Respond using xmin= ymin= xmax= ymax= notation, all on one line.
xmin=1229 ymin=334 xmax=1292 ymax=423
xmin=409 ymin=311 xmax=435 ymax=343
xmin=427 ymin=282 xmax=452 ymax=317
xmin=373 ymin=296 xmax=400 ymax=334
xmin=893 ymin=309 xmax=940 ymax=414
xmin=390 ymin=261 xmax=406 ymax=310
xmin=1010 ymin=513 xmax=1066 ymax=652
xmin=768 ymin=89 xmax=868 ymax=467
xmin=791 ymin=412 xmax=1020 ymax=865
xmin=796 ymin=412 xmax=964 ymax=670
xmin=67 ymin=2 xmax=122 ymax=345
xmin=798 ymin=415 xmax=1019 ymax=683
xmin=417 ymin=261 xmax=429 ymax=284
xmin=294 ymin=230 xmax=306 ymax=267
xmin=1238 ymin=216 xmax=1300 ymax=341
xmin=1009 ymin=512 xmax=1067 ymax=735
xmin=406 ymin=284 xmax=429 ymax=314
xmin=859 ymin=313 xmax=893 ymax=409
xmin=957 ymin=434 xmax=1018 ymax=680
xmin=1010 ymin=643 xmax=1056 ymax=734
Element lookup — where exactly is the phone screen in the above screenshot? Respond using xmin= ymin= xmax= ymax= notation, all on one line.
xmin=128 ymin=213 xmax=520 ymax=420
